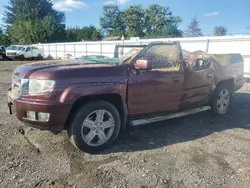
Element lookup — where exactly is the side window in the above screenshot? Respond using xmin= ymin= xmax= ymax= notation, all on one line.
xmin=142 ymin=44 xmax=180 ymax=70
xmin=192 ymin=59 xmax=211 ymax=71
xmin=32 ymin=46 xmax=38 ymax=50
xmin=26 ymin=47 xmax=31 ymax=52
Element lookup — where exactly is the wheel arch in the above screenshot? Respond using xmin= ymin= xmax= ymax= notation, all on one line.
xmin=64 ymin=93 xmax=127 ymax=133
xmin=216 ymin=78 xmax=234 ymax=90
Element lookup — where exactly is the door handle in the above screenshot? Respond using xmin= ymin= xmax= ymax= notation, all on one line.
xmin=207 ymin=74 xmax=213 ymax=78
xmin=172 ymin=76 xmax=180 ymax=82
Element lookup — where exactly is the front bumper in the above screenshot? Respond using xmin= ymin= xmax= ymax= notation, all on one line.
xmin=7 ymin=89 xmax=72 ymax=134
xmin=6 ymin=55 xmax=22 ymax=59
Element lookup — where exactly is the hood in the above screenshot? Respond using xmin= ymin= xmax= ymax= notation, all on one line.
xmin=6 ymin=50 xmax=18 ymax=53
xmin=13 ymin=59 xmax=127 ymax=80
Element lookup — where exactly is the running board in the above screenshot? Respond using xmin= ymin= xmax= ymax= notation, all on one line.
xmin=130 ymin=106 xmax=211 ymax=126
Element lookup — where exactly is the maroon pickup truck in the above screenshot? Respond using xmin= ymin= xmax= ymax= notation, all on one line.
xmin=7 ymin=42 xmax=245 ymax=153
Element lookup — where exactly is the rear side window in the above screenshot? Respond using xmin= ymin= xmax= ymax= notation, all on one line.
xmin=192 ymin=59 xmax=211 ymax=71
xmin=32 ymin=46 xmax=38 ymax=50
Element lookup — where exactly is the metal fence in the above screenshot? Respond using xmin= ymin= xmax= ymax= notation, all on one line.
xmin=36 ymin=35 xmax=250 ymax=76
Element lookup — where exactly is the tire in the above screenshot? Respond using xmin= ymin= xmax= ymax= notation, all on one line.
xmin=0 ymin=54 xmax=3 ymax=61
xmin=211 ymin=84 xmax=232 ymax=115
xmin=37 ymin=54 xmax=43 ymax=60
xmin=20 ymin=55 xmax=25 ymax=61
xmin=67 ymin=101 xmax=121 ymax=153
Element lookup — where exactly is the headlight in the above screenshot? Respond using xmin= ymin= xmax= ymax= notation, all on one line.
xmin=21 ymin=79 xmax=55 ymax=95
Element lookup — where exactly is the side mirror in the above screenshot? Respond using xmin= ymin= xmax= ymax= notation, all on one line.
xmin=134 ymin=59 xmax=152 ymax=70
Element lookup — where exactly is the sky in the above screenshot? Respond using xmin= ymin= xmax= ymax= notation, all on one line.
xmin=0 ymin=0 xmax=250 ymax=35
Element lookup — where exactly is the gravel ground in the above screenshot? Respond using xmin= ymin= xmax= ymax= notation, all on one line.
xmin=0 ymin=60 xmax=250 ymax=188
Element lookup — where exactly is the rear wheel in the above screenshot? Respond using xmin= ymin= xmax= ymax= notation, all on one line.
xmin=37 ymin=54 xmax=43 ymax=60
xmin=67 ymin=101 xmax=121 ymax=153
xmin=211 ymin=84 xmax=232 ymax=115
xmin=20 ymin=55 xmax=25 ymax=61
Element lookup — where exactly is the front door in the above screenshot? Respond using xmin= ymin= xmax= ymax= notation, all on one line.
xmin=25 ymin=47 xmax=32 ymax=58
xmin=128 ymin=43 xmax=184 ymax=116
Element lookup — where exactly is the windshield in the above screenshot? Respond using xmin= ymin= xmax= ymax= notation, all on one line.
xmin=6 ymin=46 xmax=18 ymax=50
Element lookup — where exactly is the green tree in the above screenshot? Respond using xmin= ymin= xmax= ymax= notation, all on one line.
xmin=100 ymin=4 xmax=183 ymax=38
xmin=124 ymin=5 xmax=145 ymax=37
xmin=65 ymin=26 xmax=102 ymax=41
xmin=145 ymin=25 xmax=182 ymax=38
xmin=4 ymin=0 xmax=65 ymax=44
xmin=100 ymin=5 xmax=125 ymax=36
xmin=145 ymin=5 xmax=181 ymax=32
xmin=213 ymin=25 xmax=227 ymax=36
xmin=0 ymin=28 xmax=11 ymax=45
xmin=144 ymin=4 xmax=182 ymax=38
xmin=185 ymin=17 xmax=203 ymax=37
xmin=91 ymin=29 xmax=103 ymax=41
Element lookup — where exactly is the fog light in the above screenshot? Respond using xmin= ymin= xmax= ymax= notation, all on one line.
xmin=26 ymin=111 xmax=50 ymax=122
xmin=27 ymin=111 xmax=36 ymax=121
xmin=38 ymin=112 xmax=50 ymax=122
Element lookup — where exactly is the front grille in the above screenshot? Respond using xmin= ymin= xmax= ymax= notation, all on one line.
xmin=12 ymin=75 xmax=21 ymax=98
xmin=8 ymin=52 xmax=16 ymax=55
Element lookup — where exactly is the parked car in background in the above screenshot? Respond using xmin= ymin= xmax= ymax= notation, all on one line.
xmin=6 ymin=45 xmax=22 ymax=59
xmin=0 ymin=46 xmax=6 ymax=60
xmin=7 ymin=41 xmax=245 ymax=153
xmin=6 ymin=45 xmax=44 ymax=60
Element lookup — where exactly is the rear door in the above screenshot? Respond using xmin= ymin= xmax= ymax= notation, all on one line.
xmin=182 ymin=58 xmax=214 ymax=108
xmin=128 ymin=43 xmax=184 ymax=116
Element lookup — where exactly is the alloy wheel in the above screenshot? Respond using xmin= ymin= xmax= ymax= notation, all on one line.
xmin=216 ymin=89 xmax=230 ymax=114
xmin=81 ymin=109 xmax=115 ymax=146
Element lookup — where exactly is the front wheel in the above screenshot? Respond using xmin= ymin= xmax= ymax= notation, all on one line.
xmin=0 ymin=54 xmax=3 ymax=60
xmin=211 ymin=84 xmax=232 ymax=115
xmin=67 ymin=101 xmax=121 ymax=153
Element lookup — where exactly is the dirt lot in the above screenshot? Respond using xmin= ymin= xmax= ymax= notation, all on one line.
xmin=0 ymin=60 xmax=250 ymax=188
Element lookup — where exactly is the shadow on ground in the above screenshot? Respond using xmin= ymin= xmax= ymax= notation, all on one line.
xmin=97 ymin=92 xmax=250 ymax=154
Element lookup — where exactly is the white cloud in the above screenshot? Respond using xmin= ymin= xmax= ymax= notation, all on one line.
xmin=204 ymin=12 xmax=219 ymax=17
xmin=104 ymin=1 xmax=116 ymax=6
xmin=53 ymin=0 xmax=86 ymax=12
xmin=117 ymin=0 xmax=128 ymax=4
xmin=104 ymin=0 xmax=128 ymax=6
